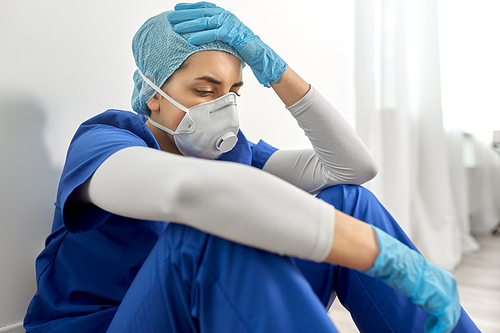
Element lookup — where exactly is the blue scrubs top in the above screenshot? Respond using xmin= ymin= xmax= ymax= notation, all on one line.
xmin=24 ymin=110 xmax=277 ymax=333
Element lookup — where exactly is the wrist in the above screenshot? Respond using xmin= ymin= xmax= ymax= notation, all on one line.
xmin=271 ymin=67 xmax=310 ymax=107
xmin=325 ymin=210 xmax=380 ymax=270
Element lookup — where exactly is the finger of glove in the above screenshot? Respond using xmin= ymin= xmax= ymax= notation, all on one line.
xmin=167 ymin=7 xmax=223 ymax=24
xmin=415 ymin=261 xmax=457 ymax=313
xmin=424 ymin=315 xmax=439 ymax=333
xmin=424 ymin=315 xmax=454 ymax=333
xmin=173 ymin=14 xmax=224 ymax=34
xmin=424 ymin=295 xmax=461 ymax=333
xmin=174 ymin=2 xmax=217 ymax=10
xmin=173 ymin=18 xmax=209 ymax=34
xmin=187 ymin=30 xmax=222 ymax=45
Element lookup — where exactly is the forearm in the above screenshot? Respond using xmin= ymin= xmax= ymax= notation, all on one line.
xmin=327 ymin=210 xmax=380 ymax=270
xmin=270 ymin=66 xmax=310 ymax=107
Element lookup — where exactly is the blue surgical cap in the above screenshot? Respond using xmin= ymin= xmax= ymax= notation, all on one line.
xmin=131 ymin=10 xmax=244 ymax=115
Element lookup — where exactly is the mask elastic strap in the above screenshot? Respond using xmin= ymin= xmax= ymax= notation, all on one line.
xmin=147 ymin=116 xmax=176 ymax=136
xmin=137 ymin=69 xmax=189 ymax=112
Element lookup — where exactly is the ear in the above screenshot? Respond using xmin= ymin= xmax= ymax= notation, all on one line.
xmin=146 ymin=93 xmax=161 ymax=112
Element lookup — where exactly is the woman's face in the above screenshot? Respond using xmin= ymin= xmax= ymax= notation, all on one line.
xmin=146 ymin=50 xmax=243 ymax=154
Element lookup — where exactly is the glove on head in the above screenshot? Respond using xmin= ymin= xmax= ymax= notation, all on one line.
xmin=167 ymin=2 xmax=287 ymax=87
xmin=131 ymin=9 xmax=244 ymax=115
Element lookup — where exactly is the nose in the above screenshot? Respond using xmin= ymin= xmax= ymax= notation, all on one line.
xmin=209 ymin=101 xmax=237 ymax=114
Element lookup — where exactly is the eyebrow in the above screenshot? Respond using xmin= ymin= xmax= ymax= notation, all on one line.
xmin=194 ymin=75 xmax=244 ymax=88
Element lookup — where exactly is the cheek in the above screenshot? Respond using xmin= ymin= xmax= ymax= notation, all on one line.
xmin=169 ymin=109 xmax=187 ymax=131
xmin=159 ymin=98 xmax=187 ymax=131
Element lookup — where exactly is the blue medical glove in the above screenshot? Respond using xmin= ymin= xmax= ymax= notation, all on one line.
xmin=167 ymin=2 xmax=287 ymax=87
xmin=362 ymin=226 xmax=461 ymax=333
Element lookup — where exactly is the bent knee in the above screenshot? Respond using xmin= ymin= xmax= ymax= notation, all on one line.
xmin=316 ymin=185 xmax=379 ymax=213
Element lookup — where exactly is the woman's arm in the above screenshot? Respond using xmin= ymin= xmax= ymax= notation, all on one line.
xmin=264 ymin=67 xmax=378 ymax=193
xmin=76 ymin=145 xmax=379 ymax=268
xmin=79 ymin=145 xmax=378 ymax=267
xmin=76 ymin=146 xmax=335 ymax=262
xmin=169 ymin=5 xmax=377 ymax=191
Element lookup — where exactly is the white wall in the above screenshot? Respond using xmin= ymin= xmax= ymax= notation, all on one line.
xmin=0 ymin=1 xmax=355 ymax=329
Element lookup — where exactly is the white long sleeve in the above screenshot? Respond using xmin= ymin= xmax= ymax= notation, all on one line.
xmin=263 ymin=86 xmax=378 ymax=194
xmin=81 ymin=146 xmax=334 ymax=262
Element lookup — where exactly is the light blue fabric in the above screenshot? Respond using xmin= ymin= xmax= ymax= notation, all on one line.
xmin=363 ymin=226 xmax=461 ymax=333
xmin=131 ymin=10 xmax=244 ymax=115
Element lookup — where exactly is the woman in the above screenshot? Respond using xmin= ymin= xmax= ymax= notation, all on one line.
xmin=24 ymin=2 xmax=478 ymax=332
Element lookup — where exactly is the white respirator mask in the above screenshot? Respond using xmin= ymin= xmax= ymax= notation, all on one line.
xmin=139 ymin=69 xmax=239 ymax=159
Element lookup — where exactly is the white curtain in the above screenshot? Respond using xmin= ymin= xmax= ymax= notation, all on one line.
xmin=355 ymin=0 xmax=465 ymax=270
xmin=438 ymin=0 xmax=500 ymax=236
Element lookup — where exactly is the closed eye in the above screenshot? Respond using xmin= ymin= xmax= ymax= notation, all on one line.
xmin=195 ymin=90 xmax=214 ymax=97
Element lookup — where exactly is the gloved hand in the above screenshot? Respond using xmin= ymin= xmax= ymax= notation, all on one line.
xmin=362 ymin=226 xmax=461 ymax=333
xmin=167 ymin=2 xmax=287 ymax=87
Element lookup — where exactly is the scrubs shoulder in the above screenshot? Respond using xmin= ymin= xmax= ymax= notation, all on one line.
xmin=24 ymin=109 xmax=277 ymax=333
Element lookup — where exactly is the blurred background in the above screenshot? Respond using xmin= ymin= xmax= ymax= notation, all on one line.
xmin=1 ymin=0 xmax=499 ymax=332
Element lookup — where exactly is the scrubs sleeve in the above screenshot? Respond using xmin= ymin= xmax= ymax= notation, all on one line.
xmin=250 ymin=140 xmax=278 ymax=170
xmin=58 ymin=121 xmax=149 ymax=233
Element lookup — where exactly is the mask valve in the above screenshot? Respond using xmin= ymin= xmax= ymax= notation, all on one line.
xmin=216 ymin=132 xmax=238 ymax=152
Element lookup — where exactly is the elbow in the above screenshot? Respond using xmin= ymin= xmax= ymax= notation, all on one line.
xmin=321 ymin=155 xmax=379 ymax=187
xmin=355 ymin=159 xmax=378 ymax=184
xmin=363 ymin=162 xmax=378 ymax=183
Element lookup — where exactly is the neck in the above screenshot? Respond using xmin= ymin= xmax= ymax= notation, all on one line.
xmin=146 ymin=120 xmax=183 ymax=155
